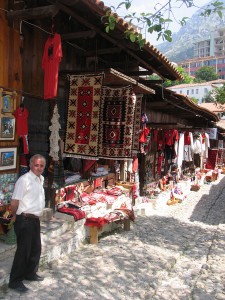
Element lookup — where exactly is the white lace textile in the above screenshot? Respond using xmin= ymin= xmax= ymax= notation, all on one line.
xmin=49 ymin=104 xmax=61 ymax=161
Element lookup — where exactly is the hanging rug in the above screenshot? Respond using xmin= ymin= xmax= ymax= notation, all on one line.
xmin=99 ymin=85 xmax=136 ymax=159
xmin=64 ymin=74 xmax=103 ymax=158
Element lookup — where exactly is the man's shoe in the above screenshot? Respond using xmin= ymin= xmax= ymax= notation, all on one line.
xmin=8 ymin=282 xmax=29 ymax=293
xmin=25 ymin=274 xmax=44 ymax=282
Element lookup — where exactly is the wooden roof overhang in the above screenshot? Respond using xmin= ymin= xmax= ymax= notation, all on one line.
xmin=61 ymin=68 xmax=155 ymax=94
xmin=139 ymin=82 xmax=219 ymax=128
xmin=7 ymin=0 xmax=183 ymax=81
xmin=213 ymin=120 xmax=225 ymax=137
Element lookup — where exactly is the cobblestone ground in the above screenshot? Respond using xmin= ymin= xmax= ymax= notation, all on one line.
xmin=1 ymin=176 xmax=225 ymax=300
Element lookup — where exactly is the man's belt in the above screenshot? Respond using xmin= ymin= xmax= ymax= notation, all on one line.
xmin=21 ymin=213 xmax=39 ymax=219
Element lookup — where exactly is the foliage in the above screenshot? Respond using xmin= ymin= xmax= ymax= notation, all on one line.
xmin=102 ymin=1 xmax=225 ymax=46
xmin=148 ymin=74 xmax=161 ymax=81
xmin=201 ymin=91 xmax=216 ymax=103
xmin=163 ymin=66 xmax=194 ymax=87
xmin=212 ymin=84 xmax=225 ymax=104
xmin=194 ymin=66 xmax=219 ymax=81
xmin=190 ymin=97 xmax=199 ymax=104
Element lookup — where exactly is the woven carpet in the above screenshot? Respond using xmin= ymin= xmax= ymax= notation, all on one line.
xmin=99 ymin=85 xmax=136 ymax=159
xmin=64 ymin=74 xmax=103 ymax=158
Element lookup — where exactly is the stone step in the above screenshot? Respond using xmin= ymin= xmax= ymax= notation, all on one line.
xmin=0 ymin=213 xmax=87 ymax=288
xmin=41 ymin=212 xmax=77 ymax=243
xmin=0 ymin=212 xmax=125 ymax=288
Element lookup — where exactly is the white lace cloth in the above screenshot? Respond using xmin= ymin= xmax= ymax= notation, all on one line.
xmin=49 ymin=104 xmax=61 ymax=161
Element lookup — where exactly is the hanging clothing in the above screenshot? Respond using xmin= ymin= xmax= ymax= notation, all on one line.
xmin=157 ymin=153 xmax=164 ymax=175
xmin=132 ymin=156 xmax=138 ymax=173
xmin=163 ymin=129 xmax=179 ymax=160
xmin=183 ymin=145 xmax=193 ymax=162
xmin=194 ymin=153 xmax=201 ymax=168
xmin=14 ymin=106 xmax=29 ymax=136
xmin=193 ymin=132 xmax=202 ymax=155
xmin=18 ymin=135 xmax=29 ymax=155
xmin=201 ymin=132 xmax=210 ymax=159
xmin=183 ymin=131 xmax=193 ymax=162
xmin=139 ymin=126 xmax=150 ymax=143
xmin=164 ymin=129 xmax=179 ymax=146
xmin=42 ymin=33 xmax=63 ymax=100
xmin=177 ymin=132 xmax=184 ymax=169
xmin=14 ymin=106 xmax=29 ymax=155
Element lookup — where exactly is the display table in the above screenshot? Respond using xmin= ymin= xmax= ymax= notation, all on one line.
xmin=116 ymin=181 xmax=136 ymax=205
xmin=56 ymin=184 xmax=134 ymax=245
xmin=88 ymin=218 xmax=131 ymax=244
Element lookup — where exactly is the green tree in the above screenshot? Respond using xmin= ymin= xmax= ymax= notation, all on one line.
xmin=103 ymin=0 xmax=225 ymax=45
xmin=212 ymin=84 xmax=225 ymax=105
xmin=148 ymin=74 xmax=161 ymax=81
xmin=201 ymin=91 xmax=215 ymax=103
xmin=194 ymin=66 xmax=219 ymax=82
xmin=163 ymin=66 xmax=194 ymax=87
xmin=190 ymin=97 xmax=199 ymax=104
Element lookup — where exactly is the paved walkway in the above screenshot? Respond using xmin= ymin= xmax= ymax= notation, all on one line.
xmin=1 ymin=176 xmax=225 ymax=300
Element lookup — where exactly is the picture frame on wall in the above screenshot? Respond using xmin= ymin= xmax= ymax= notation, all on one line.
xmin=2 ymin=94 xmax=15 ymax=113
xmin=0 ymin=147 xmax=17 ymax=171
xmin=0 ymin=117 xmax=15 ymax=140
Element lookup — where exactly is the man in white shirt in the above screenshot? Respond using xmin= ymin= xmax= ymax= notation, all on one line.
xmin=8 ymin=154 xmax=46 ymax=293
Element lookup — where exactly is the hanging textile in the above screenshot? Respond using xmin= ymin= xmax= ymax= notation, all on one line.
xmin=14 ymin=105 xmax=29 ymax=136
xmin=14 ymin=104 xmax=29 ymax=155
xmin=99 ymin=85 xmax=136 ymax=159
xmin=132 ymin=94 xmax=142 ymax=153
xmin=49 ymin=104 xmax=61 ymax=161
xmin=42 ymin=33 xmax=63 ymax=99
xmin=64 ymin=74 xmax=103 ymax=159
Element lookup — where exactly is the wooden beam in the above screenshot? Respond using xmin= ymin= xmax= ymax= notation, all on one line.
xmin=139 ymin=79 xmax=165 ymax=86
xmin=47 ymin=0 xmax=164 ymax=78
xmin=82 ymin=47 xmax=121 ymax=57
xmin=125 ymin=70 xmax=154 ymax=76
xmin=65 ymin=41 xmax=87 ymax=53
xmin=140 ymin=80 xmax=164 ymax=84
xmin=60 ymin=0 xmax=79 ymax=5
xmin=61 ymin=30 xmax=96 ymax=40
xmin=7 ymin=5 xmax=59 ymax=21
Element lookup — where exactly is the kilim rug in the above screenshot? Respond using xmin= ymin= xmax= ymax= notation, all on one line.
xmin=132 ymin=94 xmax=142 ymax=153
xmin=99 ymin=85 xmax=136 ymax=159
xmin=64 ymin=74 xmax=103 ymax=158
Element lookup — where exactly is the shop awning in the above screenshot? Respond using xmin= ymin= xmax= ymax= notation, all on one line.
xmin=61 ymin=68 xmax=155 ymax=94
xmin=139 ymin=82 xmax=219 ymax=127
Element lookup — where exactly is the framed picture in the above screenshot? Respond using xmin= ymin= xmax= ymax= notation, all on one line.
xmin=2 ymin=94 xmax=14 ymax=113
xmin=0 ymin=90 xmax=16 ymax=114
xmin=0 ymin=117 xmax=15 ymax=140
xmin=0 ymin=147 xmax=17 ymax=171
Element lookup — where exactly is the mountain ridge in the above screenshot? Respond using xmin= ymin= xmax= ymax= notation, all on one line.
xmin=157 ymin=0 xmax=225 ymax=62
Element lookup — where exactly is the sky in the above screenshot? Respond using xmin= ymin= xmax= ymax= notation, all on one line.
xmin=104 ymin=0 xmax=211 ymax=45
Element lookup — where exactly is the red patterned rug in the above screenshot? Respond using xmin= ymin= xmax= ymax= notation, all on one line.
xmin=99 ymin=86 xmax=137 ymax=159
xmin=64 ymin=74 xmax=103 ymax=158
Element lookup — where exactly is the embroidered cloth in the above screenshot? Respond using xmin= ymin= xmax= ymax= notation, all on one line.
xmin=132 ymin=94 xmax=142 ymax=152
xmin=99 ymin=86 xmax=136 ymax=159
xmin=64 ymin=74 xmax=103 ymax=159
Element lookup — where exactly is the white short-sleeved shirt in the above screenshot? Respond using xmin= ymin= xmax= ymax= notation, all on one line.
xmin=12 ymin=170 xmax=45 ymax=216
